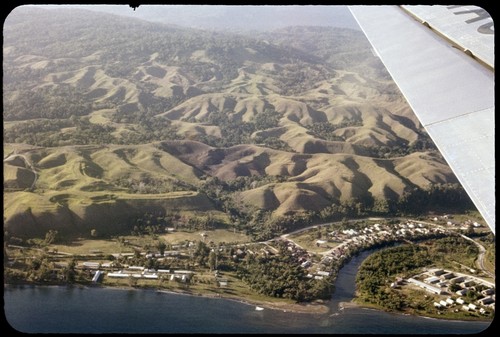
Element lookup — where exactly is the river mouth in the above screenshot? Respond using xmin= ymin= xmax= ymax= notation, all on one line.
xmin=328 ymin=249 xmax=376 ymax=312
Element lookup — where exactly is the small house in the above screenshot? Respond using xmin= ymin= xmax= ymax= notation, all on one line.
xmin=425 ymin=276 xmax=440 ymax=284
xmin=429 ymin=269 xmax=445 ymax=276
xmin=450 ymin=276 xmax=465 ymax=284
xmin=92 ymin=270 xmax=104 ymax=283
xmin=460 ymin=280 xmax=475 ymax=288
xmin=301 ymin=260 xmax=312 ymax=268
xmin=482 ymin=288 xmax=495 ymax=296
xmin=217 ymin=278 xmax=228 ymax=287
xmin=478 ymin=297 xmax=495 ymax=305
xmin=440 ymin=273 xmax=455 ymax=280
xmin=82 ymin=262 xmax=100 ymax=269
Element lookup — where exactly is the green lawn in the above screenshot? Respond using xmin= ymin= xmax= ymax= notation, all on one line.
xmin=46 ymin=228 xmax=250 ymax=256
xmin=287 ymin=231 xmax=341 ymax=254
xmin=158 ymin=229 xmax=250 ymax=245
xmin=51 ymin=238 xmax=132 ymax=255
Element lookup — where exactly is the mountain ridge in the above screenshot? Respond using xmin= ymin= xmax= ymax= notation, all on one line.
xmin=3 ymin=7 xmax=471 ymax=238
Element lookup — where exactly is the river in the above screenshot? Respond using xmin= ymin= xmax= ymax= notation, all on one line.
xmin=3 ymin=250 xmax=492 ymax=334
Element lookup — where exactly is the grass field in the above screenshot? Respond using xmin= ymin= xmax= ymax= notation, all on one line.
xmin=287 ymin=231 xmax=341 ymax=254
xmin=158 ymin=229 xmax=250 ymax=245
xmin=51 ymin=239 xmax=133 ymax=255
xmin=46 ymin=228 xmax=250 ymax=255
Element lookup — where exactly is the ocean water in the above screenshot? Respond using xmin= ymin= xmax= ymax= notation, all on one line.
xmin=3 ymin=252 xmax=493 ymax=334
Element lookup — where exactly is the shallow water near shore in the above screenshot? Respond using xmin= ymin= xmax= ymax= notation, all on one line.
xmin=4 ymin=251 xmax=492 ymax=334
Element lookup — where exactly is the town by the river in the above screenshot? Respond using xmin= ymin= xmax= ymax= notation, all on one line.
xmin=4 ymin=250 xmax=492 ymax=334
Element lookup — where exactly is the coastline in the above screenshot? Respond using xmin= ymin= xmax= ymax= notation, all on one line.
xmin=208 ymin=295 xmax=330 ymax=314
xmin=4 ymin=281 xmax=329 ymax=315
xmin=6 ymin=282 xmax=492 ymax=322
xmin=5 ymin=284 xmax=492 ymax=334
xmin=151 ymin=287 xmax=330 ymax=314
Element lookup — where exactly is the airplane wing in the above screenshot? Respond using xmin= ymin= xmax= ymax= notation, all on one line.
xmin=349 ymin=5 xmax=495 ymax=234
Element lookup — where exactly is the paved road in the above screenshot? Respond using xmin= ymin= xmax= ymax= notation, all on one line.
xmin=458 ymin=234 xmax=494 ymax=278
xmin=407 ymin=219 xmax=494 ymax=278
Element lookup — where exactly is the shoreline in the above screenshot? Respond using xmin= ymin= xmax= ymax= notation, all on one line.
xmin=208 ymin=295 xmax=331 ymax=314
xmin=4 ymin=281 xmax=330 ymax=315
xmin=5 ymin=282 xmax=492 ymax=322
xmin=137 ymin=286 xmax=331 ymax=314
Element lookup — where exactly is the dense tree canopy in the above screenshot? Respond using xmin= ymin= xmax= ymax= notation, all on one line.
xmin=237 ymin=241 xmax=331 ymax=301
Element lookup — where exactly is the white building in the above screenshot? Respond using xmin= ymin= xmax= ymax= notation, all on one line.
xmin=143 ymin=274 xmax=158 ymax=279
xmin=82 ymin=262 xmax=100 ymax=269
xmin=108 ymin=271 xmax=130 ymax=278
xmin=92 ymin=270 xmax=103 ymax=283
xmin=461 ymin=280 xmax=475 ymax=287
xmin=301 ymin=260 xmax=312 ymax=268
xmin=424 ymin=276 xmax=440 ymax=284
xmin=407 ymin=278 xmax=445 ymax=295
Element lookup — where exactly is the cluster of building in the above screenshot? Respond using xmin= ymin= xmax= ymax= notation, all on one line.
xmin=430 ymin=215 xmax=483 ymax=231
xmin=79 ymin=262 xmax=195 ymax=283
xmin=73 ymin=218 xmax=490 ymax=306
xmin=407 ymin=268 xmax=495 ymax=315
xmin=314 ymin=221 xmax=443 ymax=268
xmin=276 ymin=221 xmax=449 ymax=282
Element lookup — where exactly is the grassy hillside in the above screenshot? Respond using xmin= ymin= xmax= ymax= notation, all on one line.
xmin=3 ymin=7 xmax=475 ymax=238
